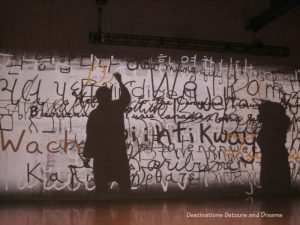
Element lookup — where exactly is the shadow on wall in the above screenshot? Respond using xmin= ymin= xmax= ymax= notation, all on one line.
xmin=257 ymin=101 xmax=291 ymax=196
xmin=83 ymin=73 xmax=131 ymax=195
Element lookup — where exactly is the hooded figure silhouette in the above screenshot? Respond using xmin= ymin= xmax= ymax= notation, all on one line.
xmin=83 ymin=73 xmax=131 ymax=194
xmin=257 ymin=101 xmax=291 ymax=196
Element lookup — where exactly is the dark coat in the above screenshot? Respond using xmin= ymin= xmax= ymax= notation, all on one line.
xmin=83 ymin=84 xmax=130 ymax=180
xmin=256 ymin=101 xmax=291 ymax=195
xmin=257 ymin=125 xmax=291 ymax=191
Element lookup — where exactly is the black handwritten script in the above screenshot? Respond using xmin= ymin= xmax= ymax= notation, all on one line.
xmin=0 ymin=51 xmax=299 ymax=195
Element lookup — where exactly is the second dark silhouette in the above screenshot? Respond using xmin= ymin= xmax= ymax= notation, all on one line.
xmin=257 ymin=101 xmax=291 ymax=196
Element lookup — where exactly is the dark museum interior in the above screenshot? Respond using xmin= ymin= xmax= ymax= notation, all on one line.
xmin=1 ymin=0 xmax=300 ymax=225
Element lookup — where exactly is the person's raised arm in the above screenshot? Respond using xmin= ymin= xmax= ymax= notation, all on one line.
xmin=113 ymin=72 xmax=131 ymax=110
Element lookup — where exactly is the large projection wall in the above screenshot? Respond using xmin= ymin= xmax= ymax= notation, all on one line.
xmin=0 ymin=51 xmax=299 ymax=197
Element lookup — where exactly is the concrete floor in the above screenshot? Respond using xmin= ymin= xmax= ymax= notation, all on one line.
xmin=0 ymin=197 xmax=299 ymax=225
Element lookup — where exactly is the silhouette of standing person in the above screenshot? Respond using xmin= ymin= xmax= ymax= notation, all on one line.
xmin=83 ymin=72 xmax=131 ymax=194
xmin=257 ymin=101 xmax=291 ymax=196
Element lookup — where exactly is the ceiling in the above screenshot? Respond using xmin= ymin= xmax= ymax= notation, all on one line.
xmin=0 ymin=0 xmax=299 ymax=65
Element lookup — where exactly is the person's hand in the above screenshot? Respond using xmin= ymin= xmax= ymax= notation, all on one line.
xmin=113 ymin=72 xmax=122 ymax=83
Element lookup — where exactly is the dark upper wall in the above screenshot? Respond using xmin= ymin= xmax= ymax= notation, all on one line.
xmin=0 ymin=0 xmax=299 ymax=66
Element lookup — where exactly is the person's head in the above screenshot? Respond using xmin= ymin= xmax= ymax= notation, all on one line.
xmin=258 ymin=101 xmax=290 ymax=131
xmin=95 ymin=86 xmax=112 ymax=104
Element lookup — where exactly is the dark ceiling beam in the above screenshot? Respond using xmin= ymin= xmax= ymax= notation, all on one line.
xmin=246 ymin=0 xmax=300 ymax=32
xmin=89 ymin=32 xmax=289 ymax=57
xmin=90 ymin=0 xmax=289 ymax=57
